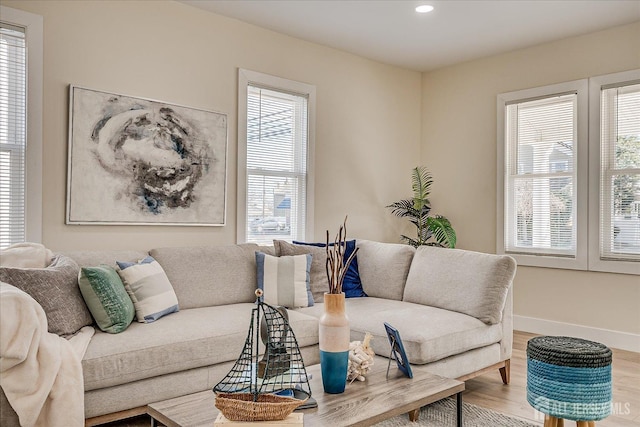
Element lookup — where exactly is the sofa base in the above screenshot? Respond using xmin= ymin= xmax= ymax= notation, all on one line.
xmin=457 ymin=359 xmax=510 ymax=384
xmin=82 ymin=344 xmax=320 ymax=420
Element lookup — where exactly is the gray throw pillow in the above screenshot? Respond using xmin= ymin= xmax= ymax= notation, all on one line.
xmin=0 ymin=254 xmax=93 ymax=336
xmin=274 ymin=240 xmax=329 ymax=303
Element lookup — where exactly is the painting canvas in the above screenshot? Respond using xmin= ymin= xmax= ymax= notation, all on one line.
xmin=66 ymin=86 xmax=227 ymax=225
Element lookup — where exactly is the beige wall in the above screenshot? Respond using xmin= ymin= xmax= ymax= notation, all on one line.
xmin=421 ymin=22 xmax=640 ymax=335
xmin=3 ymin=0 xmax=421 ymax=251
xmin=6 ymin=1 xmax=638 ymax=336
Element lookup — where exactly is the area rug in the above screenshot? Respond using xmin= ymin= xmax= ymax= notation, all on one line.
xmin=377 ymin=397 xmax=542 ymax=427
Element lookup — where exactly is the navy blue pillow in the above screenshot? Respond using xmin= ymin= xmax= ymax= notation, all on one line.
xmin=292 ymin=240 xmax=367 ymax=298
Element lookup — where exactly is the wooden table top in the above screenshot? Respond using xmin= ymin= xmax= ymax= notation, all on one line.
xmin=147 ymin=357 xmax=464 ymax=427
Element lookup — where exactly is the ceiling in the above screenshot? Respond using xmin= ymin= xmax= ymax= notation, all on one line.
xmin=179 ymin=0 xmax=640 ymax=72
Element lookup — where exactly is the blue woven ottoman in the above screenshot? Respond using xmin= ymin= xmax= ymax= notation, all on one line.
xmin=527 ymin=336 xmax=612 ymax=427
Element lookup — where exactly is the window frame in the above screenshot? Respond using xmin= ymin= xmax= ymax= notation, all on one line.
xmin=236 ymin=69 xmax=315 ymax=244
xmin=0 ymin=6 xmax=43 ymax=247
xmin=497 ymin=79 xmax=589 ymax=270
xmin=588 ymin=69 xmax=640 ymax=275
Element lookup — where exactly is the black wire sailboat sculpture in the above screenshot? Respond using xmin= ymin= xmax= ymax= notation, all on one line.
xmin=213 ymin=289 xmax=312 ymax=421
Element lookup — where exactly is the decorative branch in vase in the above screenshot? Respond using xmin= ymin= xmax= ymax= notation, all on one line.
xmin=319 ymin=216 xmax=358 ymax=394
xmin=325 ymin=216 xmax=359 ymax=294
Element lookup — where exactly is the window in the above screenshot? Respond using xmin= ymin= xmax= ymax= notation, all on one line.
xmin=589 ymin=70 xmax=640 ymax=275
xmin=498 ymin=80 xmax=589 ymax=270
xmin=499 ymin=73 xmax=640 ymax=275
xmin=237 ymin=69 xmax=315 ymax=244
xmin=0 ymin=6 xmax=42 ymax=250
xmin=0 ymin=23 xmax=25 ymax=248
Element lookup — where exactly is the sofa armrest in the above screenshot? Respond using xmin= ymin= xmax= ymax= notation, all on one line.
xmin=500 ymin=284 xmax=513 ymax=361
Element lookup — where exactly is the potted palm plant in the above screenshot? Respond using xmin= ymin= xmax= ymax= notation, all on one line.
xmin=387 ymin=166 xmax=457 ymax=248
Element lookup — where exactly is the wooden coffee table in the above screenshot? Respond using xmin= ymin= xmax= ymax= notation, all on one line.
xmin=148 ymin=357 xmax=464 ymax=426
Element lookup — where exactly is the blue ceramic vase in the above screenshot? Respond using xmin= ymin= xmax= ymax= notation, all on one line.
xmin=319 ymin=292 xmax=349 ymax=394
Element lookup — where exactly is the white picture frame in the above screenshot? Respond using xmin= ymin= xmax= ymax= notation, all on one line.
xmin=66 ymin=86 xmax=227 ymax=226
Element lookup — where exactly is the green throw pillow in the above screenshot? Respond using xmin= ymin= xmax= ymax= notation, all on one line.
xmin=78 ymin=265 xmax=135 ymax=333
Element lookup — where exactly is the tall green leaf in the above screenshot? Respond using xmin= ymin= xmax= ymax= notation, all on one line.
xmin=411 ymin=166 xmax=432 ymax=211
xmin=387 ymin=199 xmax=418 ymax=218
xmin=426 ymin=216 xmax=457 ymax=248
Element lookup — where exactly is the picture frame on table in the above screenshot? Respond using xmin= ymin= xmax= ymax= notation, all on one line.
xmin=384 ymin=322 xmax=413 ymax=379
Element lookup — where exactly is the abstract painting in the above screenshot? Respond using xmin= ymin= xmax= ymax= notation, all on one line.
xmin=66 ymin=86 xmax=227 ymax=225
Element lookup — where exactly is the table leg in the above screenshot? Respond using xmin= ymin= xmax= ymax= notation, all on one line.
xmin=408 ymin=408 xmax=420 ymax=422
xmin=544 ymin=415 xmax=558 ymax=427
xmin=457 ymin=392 xmax=463 ymax=427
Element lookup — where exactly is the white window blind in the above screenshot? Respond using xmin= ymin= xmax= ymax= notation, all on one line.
xmin=0 ymin=23 xmax=26 ymax=249
xmin=599 ymin=82 xmax=640 ymax=262
xmin=504 ymin=93 xmax=578 ymax=257
xmin=245 ymin=85 xmax=309 ymax=244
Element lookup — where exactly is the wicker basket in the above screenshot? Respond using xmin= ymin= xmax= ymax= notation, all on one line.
xmin=215 ymin=392 xmax=307 ymax=422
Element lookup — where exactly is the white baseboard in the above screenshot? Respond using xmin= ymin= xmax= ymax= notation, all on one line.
xmin=514 ymin=315 xmax=640 ymax=353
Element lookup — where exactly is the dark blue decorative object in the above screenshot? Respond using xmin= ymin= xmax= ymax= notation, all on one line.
xmin=384 ymin=322 xmax=413 ymax=379
xmin=292 ymin=240 xmax=367 ymax=298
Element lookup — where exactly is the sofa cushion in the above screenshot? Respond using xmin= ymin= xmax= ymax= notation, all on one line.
xmin=296 ymin=297 xmax=502 ymax=365
xmin=355 ymin=240 xmax=415 ymax=300
xmin=82 ymin=304 xmax=319 ymax=390
xmin=274 ymin=240 xmax=329 ymax=303
xmin=117 ymin=256 xmax=179 ymax=323
xmin=256 ymin=252 xmax=313 ymax=308
xmin=293 ymin=240 xmax=366 ymax=298
xmin=0 ymin=254 xmax=93 ymax=336
xmin=256 ymin=245 xmax=276 ymax=256
xmin=62 ymin=250 xmax=149 ymax=269
xmin=78 ymin=265 xmax=135 ymax=333
xmin=149 ymin=244 xmax=260 ymax=309
xmin=403 ymin=246 xmax=516 ymax=324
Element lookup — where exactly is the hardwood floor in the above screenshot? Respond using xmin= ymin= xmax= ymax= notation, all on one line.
xmin=99 ymin=331 xmax=640 ymax=426
xmin=463 ymin=331 xmax=640 ymax=426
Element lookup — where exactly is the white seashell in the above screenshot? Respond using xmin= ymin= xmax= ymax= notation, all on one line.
xmin=347 ymin=332 xmax=376 ymax=382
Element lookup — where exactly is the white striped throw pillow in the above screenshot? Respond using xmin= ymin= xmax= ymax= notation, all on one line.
xmin=116 ymin=256 xmax=179 ymax=323
xmin=256 ymin=252 xmax=313 ymax=308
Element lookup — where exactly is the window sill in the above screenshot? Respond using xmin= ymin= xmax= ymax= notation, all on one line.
xmin=499 ymin=251 xmax=639 ymax=275
xmin=588 ymin=257 xmax=640 ymax=275
xmin=502 ymin=252 xmax=588 ymax=271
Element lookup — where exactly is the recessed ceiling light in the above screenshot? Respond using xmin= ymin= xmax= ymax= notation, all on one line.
xmin=415 ymin=4 xmax=434 ymax=13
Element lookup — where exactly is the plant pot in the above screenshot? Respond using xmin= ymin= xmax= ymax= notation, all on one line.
xmin=319 ymin=292 xmax=349 ymax=394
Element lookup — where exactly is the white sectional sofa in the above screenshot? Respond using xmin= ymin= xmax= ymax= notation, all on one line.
xmin=0 ymin=240 xmax=516 ymax=426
